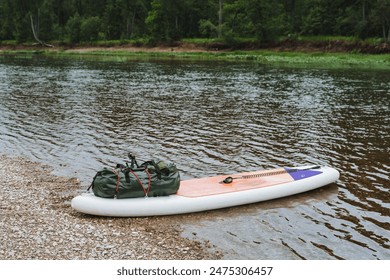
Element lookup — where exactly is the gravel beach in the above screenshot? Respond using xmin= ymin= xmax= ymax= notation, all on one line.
xmin=0 ymin=155 xmax=220 ymax=260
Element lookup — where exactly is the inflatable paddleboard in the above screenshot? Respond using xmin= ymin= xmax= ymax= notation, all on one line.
xmin=71 ymin=165 xmax=339 ymax=217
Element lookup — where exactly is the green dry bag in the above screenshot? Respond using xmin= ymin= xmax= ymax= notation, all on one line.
xmin=89 ymin=155 xmax=180 ymax=199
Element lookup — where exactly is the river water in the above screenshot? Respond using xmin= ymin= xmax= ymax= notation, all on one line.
xmin=0 ymin=55 xmax=389 ymax=259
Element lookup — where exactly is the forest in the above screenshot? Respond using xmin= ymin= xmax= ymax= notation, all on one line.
xmin=0 ymin=0 xmax=389 ymax=45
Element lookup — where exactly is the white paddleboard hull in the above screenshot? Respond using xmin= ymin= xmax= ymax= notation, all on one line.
xmin=71 ymin=166 xmax=339 ymax=217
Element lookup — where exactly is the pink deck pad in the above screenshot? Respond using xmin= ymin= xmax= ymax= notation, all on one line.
xmin=177 ymin=168 xmax=294 ymax=198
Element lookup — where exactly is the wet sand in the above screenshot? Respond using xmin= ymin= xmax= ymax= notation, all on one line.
xmin=0 ymin=155 xmax=221 ymax=260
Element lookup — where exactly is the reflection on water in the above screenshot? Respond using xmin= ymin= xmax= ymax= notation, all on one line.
xmin=0 ymin=55 xmax=389 ymax=259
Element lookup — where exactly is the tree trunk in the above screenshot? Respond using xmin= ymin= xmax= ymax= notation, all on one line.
xmin=218 ymin=0 xmax=223 ymax=38
xmin=387 ymin=24 xmax=390 ymax=43
xmin=362 ymin=0 xmax=366 ymax=21
xmin=131 ymin=12 xmax=136 ymax=37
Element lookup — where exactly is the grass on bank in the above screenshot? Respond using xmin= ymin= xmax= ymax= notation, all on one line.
xmin=44 ymin=49 xmax=390 ymax=70
xmin=221 ymin=50 xmax=390 ymax=68
xmin=1 ymin=36 xmax=389 ymax=69
xmin=1 ymin=48 xmax=389 ymax=70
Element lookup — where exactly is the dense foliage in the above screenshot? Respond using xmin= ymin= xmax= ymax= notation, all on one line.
xmin=0 ymin=0 xmax=389 ymax=43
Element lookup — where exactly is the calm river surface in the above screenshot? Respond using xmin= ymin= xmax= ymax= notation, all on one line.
xmin=0 ymin=55 xmax=389 ymax=259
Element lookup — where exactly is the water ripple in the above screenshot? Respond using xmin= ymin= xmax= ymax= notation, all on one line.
xmin=0 ymin=56 xmax=389 ymax=259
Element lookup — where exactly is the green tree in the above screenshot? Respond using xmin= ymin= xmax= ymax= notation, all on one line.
xmin=120 ymin=0 xmax=150 ymax=39
xmin=302 ymin=1 xmax=328 ymax=35
xmin=1 ymin=0 xmax=389 ymax=44
xmin=145 ymin=0 xmax=179 ymax=41
xmin=36 ymin=0 xmax=58 ymax=41
xmin=282 ymin=0 xmax=306 ymax=36
xmin=0 ymin=0 xmax=15 ymax=39
xmin=83 ymin=0 xmax=107 ymax=17
xmin=65 ymin=12 xmax=82 ymax=43
xmin=223 ymin=0 xmax=285 ymax=42
xmin=104 ymin=0 xmax=123 ymax=39
xmin=80 ymin=16 xmax=102 ymax=41
xmin=370 ymin=0 xmax=390 ymax=42
xmin=12 ymin=0 xmax=34 ymax=42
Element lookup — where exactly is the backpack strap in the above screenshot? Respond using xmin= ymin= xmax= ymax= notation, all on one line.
xmin=87 ymin=171 xmax=100 ymax=191
xmin=150 ymin=160 xmax=162 ymax=179
xmin=141 ymin=160 xmax=162 ymax=179
xmin=116 ymin=164 xmax=130 ymax=183
xmin=128 ymin=153 xmax=140 ymax=169
xmin=111 ymin=169 xmax=121 ymax=197
xmin=128 ymin=168 xmax=151 ymax=197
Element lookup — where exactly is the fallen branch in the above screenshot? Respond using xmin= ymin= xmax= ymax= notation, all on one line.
xmin=30 ymin=14 xmax=53 ymax=48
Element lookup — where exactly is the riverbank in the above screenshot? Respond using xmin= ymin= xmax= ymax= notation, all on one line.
xmin=1 ymin=40 xmax=390 ymax=69
xmin=0 ymin=155 xmax=220 ymax=260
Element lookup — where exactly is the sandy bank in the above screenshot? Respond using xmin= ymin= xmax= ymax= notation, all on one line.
xmin=1 ymin=39 xmax=389 ymax=54
xmin=0 ymin=155 xmax=220 ymax=260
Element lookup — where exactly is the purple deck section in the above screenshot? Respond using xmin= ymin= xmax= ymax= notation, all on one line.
xmin=285 ymin=168 xmax=322 ymax=181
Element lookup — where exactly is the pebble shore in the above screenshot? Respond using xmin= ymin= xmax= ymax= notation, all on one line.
xmin=0 ymin=155 xmax=220 ymax=260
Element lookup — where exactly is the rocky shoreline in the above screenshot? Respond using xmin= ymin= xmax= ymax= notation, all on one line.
xmin=0 ymin=155 xmax=220 ymax=260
